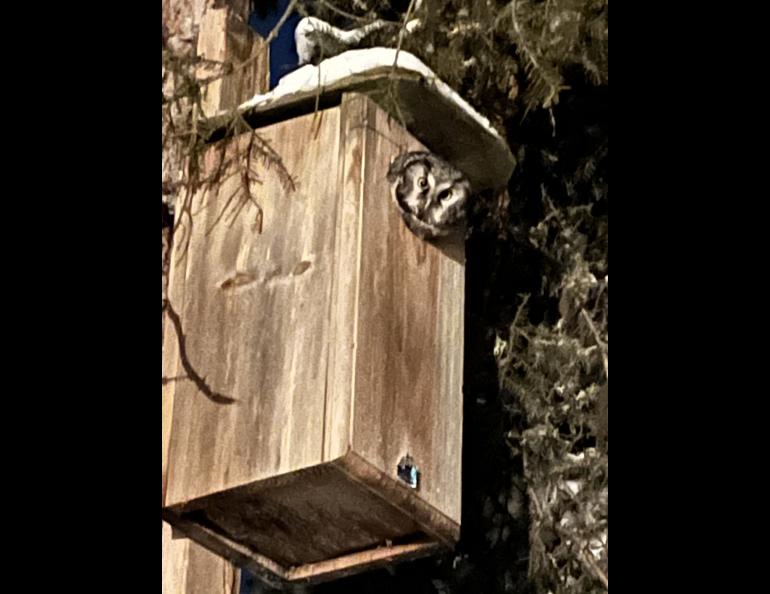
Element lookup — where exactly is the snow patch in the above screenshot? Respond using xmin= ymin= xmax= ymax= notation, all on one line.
xmin=294 ymin=17 xmax=392 ymax=65
xmin=237 ymin=48 xmax=502 ymax=143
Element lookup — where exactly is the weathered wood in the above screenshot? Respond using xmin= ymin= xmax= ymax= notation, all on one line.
xmin=322 ymin=93 xmax=371 ymax=461
xmin=163 ymin=94 xmax=464 ymax=583
xmin=166 ymin=509 xmax=440 ymax=587
xmin=162 ymin=521 xmax=241 ymax=594
xmin=166 ymin=108 xmax=342 ymax=505
xmin=287 ymin=538 xmax=441 ymax=584
xmin=351 ymin=101 xmax=464 ymax=525
xmin=163 ymin=195 xmax=193 ymax=506
xmin=167 ymin=460 xmax=423 ymax=568
xmin=333 ymin=450 xmax=461 ymax=547
xmin=164 ymin=512 xmax=288 ymax=588
xmin=165 ymin=449 xmax=460 ymax=570
xmin=164 ymin=4 xmax=257 ymax=594
xmin=197 ymin=7 xmax=269 ymax=117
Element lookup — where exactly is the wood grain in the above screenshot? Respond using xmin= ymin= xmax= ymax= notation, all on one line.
xmin=286 ymin=538 xmax=440 ymax=584
xmin=164 ymin=456 xmax=450 ymax=586
xmin=167 ymin=509 xmax=440 ymax=587
xmin=197 ymin=7 xmax=268 ymax=118
xmin=322 ymin=94 xmax=372 ymax=461
xmin=322 ymin=96 xmax=464 ymax=528
xmin=163 ymin=189 xmax=194 ymax=506
xmin=169 ymin=462 xmax=422 ymax=567
xmin=333 ymin=450 xmax=460 ymax=547
xmin=164 ymin=95 xmax=464 ymax=584
xmin=163 ymin=5 xmax=263 ymax=594
xmin=162 ymin=521 xmax=241 ymax=594
xmin=164 ymin=513 xmax=287 ymax=588
xmin=166 ymin=108 xmax=342 ymax=506
xmin=351 ymin=99 xmax=464 ymax=525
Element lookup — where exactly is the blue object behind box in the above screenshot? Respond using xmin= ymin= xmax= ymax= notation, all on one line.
xmin=248 ymin=0 xmax=301 ymax=90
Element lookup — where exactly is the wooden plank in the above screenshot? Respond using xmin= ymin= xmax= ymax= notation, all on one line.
xmin=323 ymin=93 xmax=370 ymax=461
xmin=162 ymin=521 xmax=191 ymax=594
xmin=351 ymin=98 xmax=464 ymax=526
xmin=286 ymin=538 xmax=441 ymax=584
xmin=224 ymin=14 xmax=269 ymax=106
xmin=163 ymin=178 xmax=243 ymax=594
xmin=197 ymin=7 xmax=268 ymax=118
xmin=163 ymin=189 xmax=194 ymax=506
xmin=163 ymin=5 xmax=257 ymax=594
xmin=333 ymin=450 xmax=460 ymax=547
xmin=168 ymin=509 xmax=440 ymax=587
xmin=169 ymin=462 xmax=421 ymax=567
xmin=196 ymin=8 xmax=228 ymax=117
xmin=165 ymin=108 xmax=342 ymax=505
xmin=164 ymin=513 xmax=289 ymax=589
xmin=186 ymin=539 xmax=241 ymax=594
xmin=162 ymin=521 xmax=241 ymax=594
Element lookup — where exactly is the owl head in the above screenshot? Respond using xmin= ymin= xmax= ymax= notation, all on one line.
xmin=387 ymin=151 xmax=471 ymax=240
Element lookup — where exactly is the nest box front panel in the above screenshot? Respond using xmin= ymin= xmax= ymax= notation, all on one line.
xmin=165 ymin=109 xmax=343 ymax=506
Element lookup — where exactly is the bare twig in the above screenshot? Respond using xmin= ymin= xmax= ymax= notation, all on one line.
xmin=580 ymin=548 xmax=609 ymax=590
xmin=163 ymin=299 xmax=236 ymax=405
xmin=580 ymin=308 xmax=608 ymax=379
xmin=265 ymin=0 xmax=299 ymax=45
xmin=391 ymin=0 xmax=418 ymax=75
xmin=510 ymin=293 xmax=531 ymax=339
xmin=382 ymin=0 xmax=418 ymax=130
xmin=527 ymin=486 xmax=543 ymax=517
xmin=206 ymin=185 xmax=241 ymax=236
xmin=315 ymin=0 xmax=375 ymax=23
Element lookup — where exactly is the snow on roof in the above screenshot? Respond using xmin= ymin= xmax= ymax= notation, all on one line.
xmin=239 ymin=48 xmax=502 ymax=145
xmin=216 ymin=48 xmax=515 ymax=190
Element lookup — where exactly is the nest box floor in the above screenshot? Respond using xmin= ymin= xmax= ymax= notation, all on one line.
xmin=176 ymin=463 xmax=425 ymax=567
xmin=163 ymin=452 xmax=459 ymax=585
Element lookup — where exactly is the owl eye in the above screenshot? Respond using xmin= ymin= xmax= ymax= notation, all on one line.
xmin=417 ymin=177 xmax=429 ymax=189
xmin=437 ymin=189 xmax=451 ymax=202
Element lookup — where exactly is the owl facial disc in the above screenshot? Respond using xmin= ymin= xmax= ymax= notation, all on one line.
xmin=387 ymin=151 xmax=471 ymax=240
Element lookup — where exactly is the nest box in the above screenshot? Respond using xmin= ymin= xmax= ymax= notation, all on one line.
xmin=162 ymin=50 xmax=514 ymax=586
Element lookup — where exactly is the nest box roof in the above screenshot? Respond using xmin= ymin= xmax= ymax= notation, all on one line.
xmin=206 ymin=48 xmax=516 ymax=191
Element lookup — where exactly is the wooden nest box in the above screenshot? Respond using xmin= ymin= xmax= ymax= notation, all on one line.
xmin=162 ymin=47 xmax=515 ymax=586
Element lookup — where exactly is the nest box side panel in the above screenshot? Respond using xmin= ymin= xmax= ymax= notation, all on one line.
xmin=165 ymin=109 xmax=342 ymax=506
xmin=350 ymin=99 xmax=464 ymax=525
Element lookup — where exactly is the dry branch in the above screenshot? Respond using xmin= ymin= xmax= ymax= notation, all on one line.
xmin=163 ymin=299 xmax=236 ymax=405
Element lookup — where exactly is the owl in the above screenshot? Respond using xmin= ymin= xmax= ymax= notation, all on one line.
xmin=387 ymin=151 xmax=471 ymax=240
